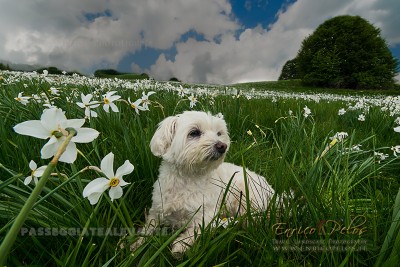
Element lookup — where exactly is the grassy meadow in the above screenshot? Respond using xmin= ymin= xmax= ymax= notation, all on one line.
xmin=0 ymin=70 xmax=400 ymax=266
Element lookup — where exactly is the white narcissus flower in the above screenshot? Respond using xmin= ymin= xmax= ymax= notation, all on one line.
xmin=391 ymin=145 xmax=400 ymax=156
xmin=140 ymin=91 xmax=155 ymax=110
xmin=76 ymin=93 xmax=100 ymax=119
xmin=177 ymin=86 xmax=186 ymax=98
xmin=188 ymin=95 xmax=197 ymax=108
xmin=394 ymin=126 xmax=400 ymax=133
xmin=351 ymin=144 xmax=362 ymax=152
xmin=338 ymin=108 xmax=346 ymax=115
xmin=212 ymin=217 xmax=236 ymax=228
xmin=330 ymin=132 xmax=349 ymax=142
xmin=24 ymin=160 xmax=47 ymax=185
xmin=15 ymin=92 xmax=31 ymax=105
xmin=82 ymin=152 xmax=133 ymax=205
xmin=128 ymin=97 xmax=145 ymax=114
xmin=31 ymin=94 xmax=42 ymax=103
xmin=49 ymin=87 xmax=60 ymax=96
xmin=358 ymin=114 xmax=366 ymax=121
xmin=303 ymin=106 xmax=311 ymax=117
xmin=102 ymin=91 xmax=121 ymax=113
xmin=374 ymin=152 xmax=389 ymax=163
xmin=13 ymin=108 xmax=99 ymax=163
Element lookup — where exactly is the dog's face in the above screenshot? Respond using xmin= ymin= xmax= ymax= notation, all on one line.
xmin=150 ymin=111 xmax=230 ymax=174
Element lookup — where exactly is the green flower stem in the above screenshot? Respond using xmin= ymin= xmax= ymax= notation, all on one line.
xmin=65 ymin=196 xmax=102 ymax=267
xmin=106 ymin=198 xmax=133 ymax=235
xmin=0 ymin=128 xmax=77 ymax=266
xmin=33 ymin=166 xmax=91 ymax=208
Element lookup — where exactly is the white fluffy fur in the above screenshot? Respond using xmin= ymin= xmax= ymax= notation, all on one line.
xmin=131 ymin=111 xmax=275 ymax=256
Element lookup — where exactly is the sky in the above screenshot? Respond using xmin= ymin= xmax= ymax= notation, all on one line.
xmin=0 ymin=0 xmax=399 ymax=84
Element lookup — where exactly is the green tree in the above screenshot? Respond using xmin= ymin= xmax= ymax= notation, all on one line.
xmin=37 ymin=66 xmax=63 ymax=75
xmin=0 ymin=63 xmax=11 ymax=70
xmin=296 ymin=15 xmax=398 ymax=89
xmin=278 ymin=58 xmax=300 ymax=80
xmin=94 ymin=69 xmax=122 ymax=77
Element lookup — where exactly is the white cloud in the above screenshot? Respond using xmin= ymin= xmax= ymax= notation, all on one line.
xmin=0 ymin=0 xmax=398 ymax=83
xmin=149 ymin=26 xmax=307 ymax=83
xmin=0 ymin=0 xmax=237 ymax=72
xmin=149 ymin=0 xmax=400 ymax=83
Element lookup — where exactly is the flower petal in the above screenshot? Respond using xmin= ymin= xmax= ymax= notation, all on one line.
xmin=59 ymin=142 xmax=77 ymax=163
xmin=109 ymin=186 xmax=123 ymax=201
xmin=115 ymin=160 xmax=134 ymax=178
xmin=118 ymin=177 xmax=130 ymax=187
xmin=87 ymin=192 xmax=103 ymax=205
xmin=110 ymin=103 xmax=119 ymax=113
xmin=41 ymin=136 xmax=60 ymax=159
xmin=100 ymin=152 xmax=114 ymax=179
xmin=83 ymin=177 xmax=109 ymax=198
xmin=76 ymin=102 xmax=85 ymax=108
xmin=82 ymin=93 xmax=92 ymax=103
xmin=29 ymin=160 xmax=37 ymax=171
xmin=72 ymin=128 xmax=99 ymax=143
xmin=13 ymin=120 xmax=49 ymax=139
xmin=41 ymin=108 xmax=66 ymax=131
xmin=90 ymin=110 xmax=98 ymax=117
xmin=34 ymin=166 xmax=47 ymax=177
xmin=84 ymin=108 xmax=91 ymax=118
xmin=103 ymin=104 xmax=110 ymax=113
xmin=24 ymin=176 xmax=33 ymax=185
xmin=110 ymin=95 xmax=121 ymax=101
xmin=63 ymin=118 xmax=85 ymax=129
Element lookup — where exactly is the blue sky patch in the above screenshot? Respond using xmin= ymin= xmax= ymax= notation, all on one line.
xmin=83 ymin=9 xmax=113 ymax=22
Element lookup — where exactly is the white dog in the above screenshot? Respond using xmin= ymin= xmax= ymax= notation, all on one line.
xmin=131 ymin=111 xmax=275 ymax=256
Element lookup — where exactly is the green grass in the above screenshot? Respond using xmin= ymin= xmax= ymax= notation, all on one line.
xmin=1 ymin=71 xmax=400 ymax=266
xmin=233 ymin=79 xmax=400 ymax=95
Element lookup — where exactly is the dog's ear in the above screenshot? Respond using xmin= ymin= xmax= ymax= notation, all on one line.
xmin=215 ymin=112 xmax=224 ymax=119
xmin=150 ymin=116 xmax=178 ymax=157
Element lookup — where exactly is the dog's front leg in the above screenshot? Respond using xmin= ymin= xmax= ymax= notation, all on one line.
xmin=171 ymin=226 xmax=197 ymax=257
xmin=171 ymin=215 xmax=204 ymax=257
xmin=130 ymin=212 xmax=159 ymax=251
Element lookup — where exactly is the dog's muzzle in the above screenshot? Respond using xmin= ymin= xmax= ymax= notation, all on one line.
xmin=215 ymin=141 xmax=227 ymax=153
xmin=209 ymin=141 xmax=227 ymax=160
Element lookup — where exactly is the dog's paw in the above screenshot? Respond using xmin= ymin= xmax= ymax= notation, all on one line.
xmin=171 ymin=241 xmax=188 ymax=259
xmin=130 ymin=237 xmax=145 ymax=252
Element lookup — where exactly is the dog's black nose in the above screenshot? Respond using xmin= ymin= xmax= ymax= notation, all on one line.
xmin=214 ymin=141 xmax=227 ymax=154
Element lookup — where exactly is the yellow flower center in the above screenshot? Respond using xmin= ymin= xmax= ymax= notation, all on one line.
xmin=109 ymin=178 xmax=120 ymax=187
xmin=104 ymin=98 xmax=110 ymax=104
xmin=130 ymin=103 xmax=136 ymax=109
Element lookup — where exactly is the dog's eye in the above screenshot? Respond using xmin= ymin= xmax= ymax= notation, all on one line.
xmin=188 ymin=129 xmax=202 ymax=138
xmin=217 ymin=131 xmax=222 ymax=136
